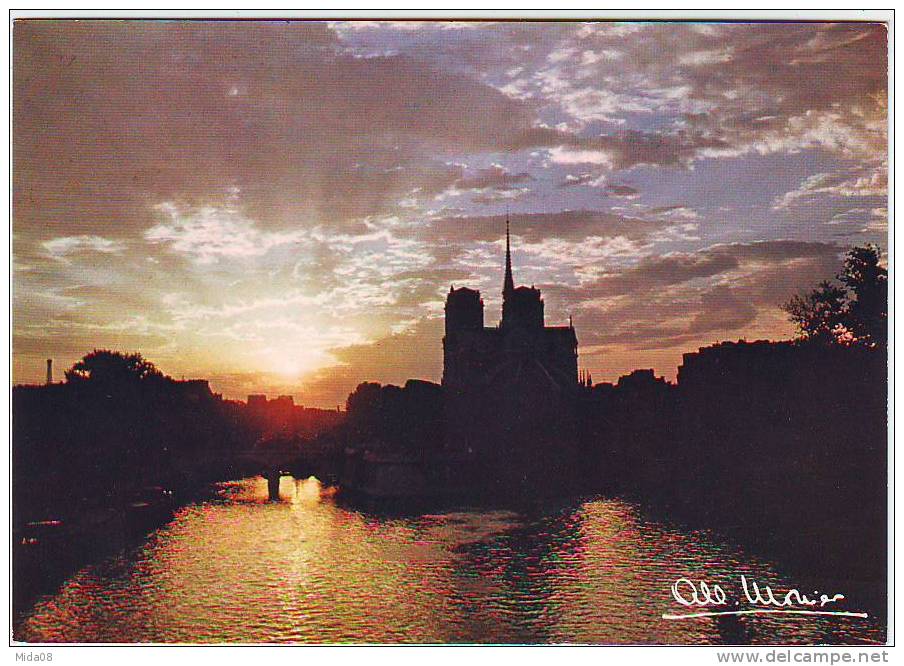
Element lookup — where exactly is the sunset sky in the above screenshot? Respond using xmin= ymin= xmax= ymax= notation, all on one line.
xmin=13 ymin=20 xmax=888 ymax=406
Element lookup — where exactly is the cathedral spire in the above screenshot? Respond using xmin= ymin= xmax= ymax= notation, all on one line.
xmin=503 ymin=212 xmax=514 ymax=298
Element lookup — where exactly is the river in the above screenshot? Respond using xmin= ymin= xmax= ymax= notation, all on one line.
xmin=15 ymin=476 xmax=885 ymax=644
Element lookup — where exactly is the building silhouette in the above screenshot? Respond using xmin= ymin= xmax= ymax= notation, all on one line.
xmin=442 ymin=217 xmax=580 ymax=471
xmin=443 ymin=218 xmax=578 ymax=391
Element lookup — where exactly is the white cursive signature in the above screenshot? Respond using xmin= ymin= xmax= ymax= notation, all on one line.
xmin=663 ymin=576 xmax=867 ymax=620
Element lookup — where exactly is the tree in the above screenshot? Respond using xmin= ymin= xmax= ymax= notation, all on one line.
xmin=345 ymin=382 xmax=385 ymax=438
xmin=783 ymin=280 xmax=849 ymax=345
xmin=839 ymin=244 xmax=887 ymax=348
xmin=65 ymin=349 xmax=164 ymax=385
xmin=783 ymin=245 xmax=887 ymax=348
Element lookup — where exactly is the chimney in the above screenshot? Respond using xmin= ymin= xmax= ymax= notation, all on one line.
xmin=46 ymin=359 xmax=53 ymax=385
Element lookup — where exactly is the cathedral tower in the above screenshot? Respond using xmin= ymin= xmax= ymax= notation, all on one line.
xmin=500 ymin=215 xmax=544 ymax=330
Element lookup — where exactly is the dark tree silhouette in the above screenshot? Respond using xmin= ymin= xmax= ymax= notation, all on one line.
xmin=345 ymin=382 xmax=384 ymax=433
xmin=65 ymin=350 xmax=163 ymax=385
xmin=783 ymin=280 xmax=849 ymax=344
xmin=839 ymin=244 xmax=887 ymax=348
xmin=344 ymin=380 xmax=443 ymax=454
xmin=783 ymin=245 xmax=887 ymax=347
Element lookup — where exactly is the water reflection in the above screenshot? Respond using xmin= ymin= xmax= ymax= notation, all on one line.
xmin=16 ymin=477 xmax=885 ymax=644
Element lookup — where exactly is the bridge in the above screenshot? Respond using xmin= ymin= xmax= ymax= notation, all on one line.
xmin=168 ymin=436 xmax=339 ymax=500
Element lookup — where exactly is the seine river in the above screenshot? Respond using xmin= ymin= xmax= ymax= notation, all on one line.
xmin=17 ymin=476 xmax=885 ymax=644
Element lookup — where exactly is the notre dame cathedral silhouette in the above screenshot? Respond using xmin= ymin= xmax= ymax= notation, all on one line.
xmin=442 ymin=218 xmax=583 ymax=482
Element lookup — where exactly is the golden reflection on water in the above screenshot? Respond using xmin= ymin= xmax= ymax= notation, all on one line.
xmin=17 ymin=477 xmax=885 ymax=644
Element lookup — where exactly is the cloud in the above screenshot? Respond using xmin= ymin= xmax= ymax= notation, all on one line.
xmin=687 ymin=285 xmax=758 ymax=334
xmin=330 ymin=21 xmax=887 ymax=170
xmin=300 ymin=317 xmax=444 ymax=406
xmin=471 ymin=189 xmax=531 ymax=205
xmin=145 ymin=202 xmax=309 ymax=264
xmin=486 ymin=22 xmax=887 ymax=165
xmin=559 ymin=173 xmax=598 ymax=187
xmin=417 ymin=209 xmax=674 ymax=246
xmin=13 ymin=20 xmax=536 ymax=242
xmin=507 ymin=127 xmax=729 ymax=170
xmin=575 ymin=240 xmax=842 ymax=299
xmin=604 ymin=183 xmax=639 ymax=198
xmin=437 ymin=164 xmax=535 ymax=205
xmin=42 ymin=235 xmax=126 ymax=259
xmin=773 ymin=167 xmax=888 ymax=209
xmin=558 ymin=174 xmax=638 ymax=198
xmin=558 ymin=240 xmax=844 ymax=356
xmin=649 ymin=205 xmax=699 ymax=220
xmin=452 ymin=164 xmax=533 ymax=191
